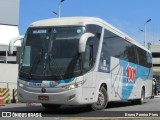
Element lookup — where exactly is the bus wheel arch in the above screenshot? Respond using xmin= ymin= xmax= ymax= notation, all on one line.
xmin=100 ymin=83 xmax=107 ymax=91
xmin=91 ymin=83 xmax=108 ymax=110
xmin=142 ymin=86 xmax=145 ymax=97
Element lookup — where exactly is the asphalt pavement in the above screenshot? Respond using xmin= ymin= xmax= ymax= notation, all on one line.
xmin=0 ymin=95 xmax=160 ymax=119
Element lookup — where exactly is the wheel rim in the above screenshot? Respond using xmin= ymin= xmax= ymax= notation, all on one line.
xmin=96 ymin=91 xmax=105 ymax=106
xmin=141 ymin=90 xmax=144 ymax=103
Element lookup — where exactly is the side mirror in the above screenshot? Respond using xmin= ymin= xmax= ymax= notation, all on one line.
xmin=9 ymin=35 xmax=24 ymax=55
xmin=79 ymin=33 xmax=95 ymax=53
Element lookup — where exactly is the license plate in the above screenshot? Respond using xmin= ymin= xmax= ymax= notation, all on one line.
xmin=38 ymin=96 xmax=49 ymax=101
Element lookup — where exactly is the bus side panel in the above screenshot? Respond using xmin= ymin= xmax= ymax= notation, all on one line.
xmin=144 ymin=69 xmax=152 ymax=98
xmin=120 ymin=59 xmax=152 ymax=100
xmin=109 ymin=57 xmax=124 ymax=101
xmin=81 ymin=71 xmax=96 ymax=104
xmin=82 ymin=70 xmax=112 ymax=103
xmin=93 ymin=71 xmax=112 ymax=101
xmin=108 ymin=57 xmax=152 ymax=101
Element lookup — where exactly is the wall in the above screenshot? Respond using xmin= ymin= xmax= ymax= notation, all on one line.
xmin=0 ymin=25 xmax=20 ymax=45
xmin=150 ymin=45 xmax=160 ymax=76
xmin=0 ymin=0 xmax=19 ymax=25
xmin=0 ymin=0 xmax=20 ymax=45
xmin=0 ymin=63 xmax=18 ymax=89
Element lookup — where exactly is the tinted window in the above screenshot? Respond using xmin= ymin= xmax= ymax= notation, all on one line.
xmin=100 ymin=29 xmax=151 ymax=69
xmin=102 ymin=29 xmax=137 ymax=63
xmin=137 ymin=47 xmax=152 ymax=68
xmin=83 ymin=25 xmax=102 ymax=72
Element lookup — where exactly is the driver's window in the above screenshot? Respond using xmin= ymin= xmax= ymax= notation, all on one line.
xmin=84 ymin=44 xmax=93 ymax=71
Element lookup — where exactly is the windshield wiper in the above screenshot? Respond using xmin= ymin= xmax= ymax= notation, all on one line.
xmin=28 ymin=49 xmax=43 ymax=78
xmin=47 ymin=53 xmax=81 ymax=79
xmin=47 ymin=53 xmax=64 ymax=79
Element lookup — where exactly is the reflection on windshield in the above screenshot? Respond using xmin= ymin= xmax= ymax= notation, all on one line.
xmin=20 ymin=27 xmax=85 ymax=80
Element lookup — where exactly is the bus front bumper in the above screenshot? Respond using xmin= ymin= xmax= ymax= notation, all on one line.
xmin=18 ymin=87 xmax=83 ymax=105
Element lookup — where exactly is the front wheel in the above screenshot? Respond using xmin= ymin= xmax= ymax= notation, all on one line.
xmin=91 ymin=87 xmax=108 ymax=110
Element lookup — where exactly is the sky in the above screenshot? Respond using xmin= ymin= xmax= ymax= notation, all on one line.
xmin=19 ymin=0 xmax=160 ymax=45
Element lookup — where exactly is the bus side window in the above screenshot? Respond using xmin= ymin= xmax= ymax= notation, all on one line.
xmin=89 ymin=45 xmax=93 ymax=66
xmin=84 ymin=44 xmax=94 ymax=71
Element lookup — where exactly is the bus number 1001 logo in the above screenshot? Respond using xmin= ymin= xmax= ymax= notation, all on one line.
xmin=126 ymin=65 xmax=136 ymax=84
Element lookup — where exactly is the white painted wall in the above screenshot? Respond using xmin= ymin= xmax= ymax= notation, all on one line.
xmin=0 ymin=25 xmax=20 ymax=45
xmin=0 ymin=63 xmax=18 ymax=89
xmin=0 ymin=63 xmax=18 ymax=100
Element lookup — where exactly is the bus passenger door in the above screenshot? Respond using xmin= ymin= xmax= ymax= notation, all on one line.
xmin=83 ymin=44 xmax=94 ymax=87
xmin=82 ymin=44 xmax=95 ymax=103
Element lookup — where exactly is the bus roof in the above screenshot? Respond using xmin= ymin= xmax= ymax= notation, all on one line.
xmin=31 ymin=17 xmax=105 ymax=27
xmin=30 ymin=17 xmax=151 ymax=53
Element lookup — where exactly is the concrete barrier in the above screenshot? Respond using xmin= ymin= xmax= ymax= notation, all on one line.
xmin=11 ymin=89 xmax=19 ymax=103
xmin=0 ymin=88 xmax=11 ymax=104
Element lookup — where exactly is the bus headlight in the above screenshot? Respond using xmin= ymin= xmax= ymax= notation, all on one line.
xmin=18 ymin=82 xmax=24 ymax=88
xmin=64 ymin=84 xmax=76 ymax=90
xmin=62 ymin=79 xmax=86 ymax=90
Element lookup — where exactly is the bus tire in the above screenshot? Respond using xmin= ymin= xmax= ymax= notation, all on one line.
xmin=137 ymin=88 xmax=145 ymax=104
xmin=91 ymin=87 xmax=108 ymax=110
xmin=42 ymin=104 xmax=61 ymax=110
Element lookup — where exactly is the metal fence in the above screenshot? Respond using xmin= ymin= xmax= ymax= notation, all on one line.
xmin=0 ymin=82 xmax=17 ymax=89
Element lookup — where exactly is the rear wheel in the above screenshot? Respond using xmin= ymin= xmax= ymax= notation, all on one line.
xmin=137 ymin=88 xmax=145 ymax=104
xmin=42 ymin=104 xmax=61 ymax=110
xmin=91 ymin=87 xmax=108 ymax=110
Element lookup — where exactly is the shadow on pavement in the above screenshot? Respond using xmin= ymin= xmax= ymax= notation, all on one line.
xmin=0 ymin=101 xmax=149 ymax=117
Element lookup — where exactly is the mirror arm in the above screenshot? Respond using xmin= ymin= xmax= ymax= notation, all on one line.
xmin=9 ymin=35 xmax=24 ymax=54
xmin=79 ymin=33 xmax=95 ymax=53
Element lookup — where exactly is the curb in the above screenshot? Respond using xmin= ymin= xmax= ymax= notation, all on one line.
xmin=154 ymin=95 xmax=160 ymax=98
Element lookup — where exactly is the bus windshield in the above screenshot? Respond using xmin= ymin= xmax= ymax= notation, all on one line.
xmin=20 ymin=26 xmax=85 ymax=80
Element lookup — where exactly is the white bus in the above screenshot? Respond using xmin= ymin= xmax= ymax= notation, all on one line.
xmin=10 ymin=17 xmax=152 ymax=110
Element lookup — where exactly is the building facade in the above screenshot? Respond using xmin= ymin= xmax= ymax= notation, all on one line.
xmin=149 ymin=45 xmax=160 ymax=77
xmin=0 ymin=0 xmax=20 ymax=63
xmin=0 ymin=0 xmax=20 ymax=91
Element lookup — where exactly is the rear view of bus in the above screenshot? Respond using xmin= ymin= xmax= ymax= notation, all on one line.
xmin=16 ymin=17 xmax=152 ymax=111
